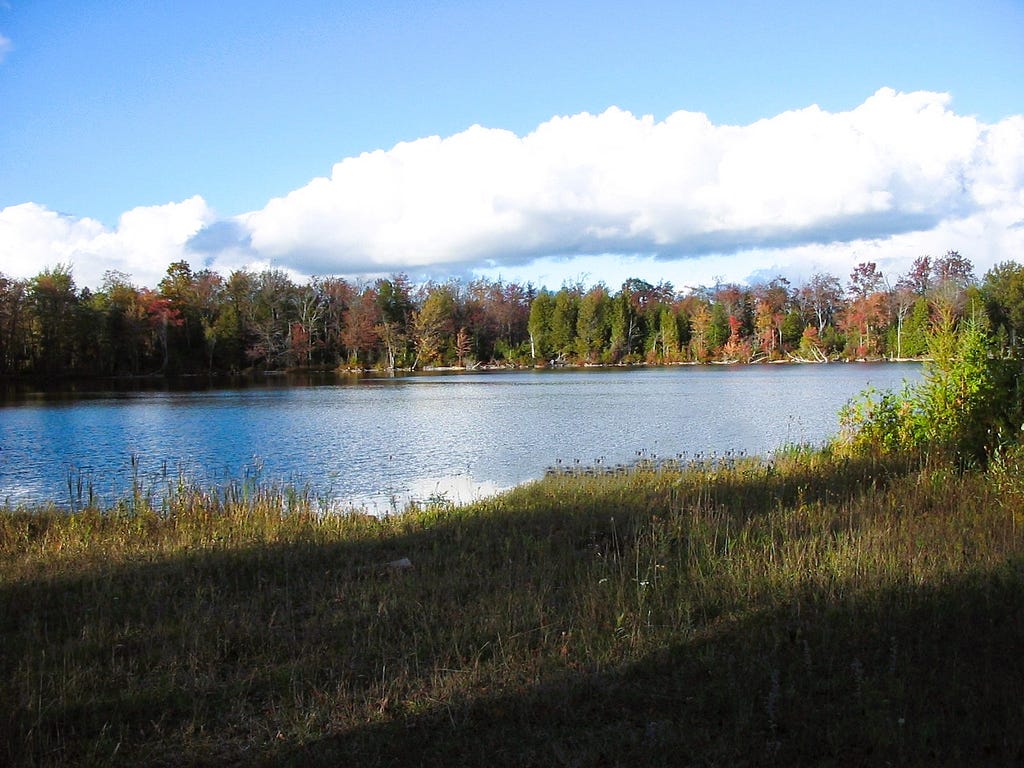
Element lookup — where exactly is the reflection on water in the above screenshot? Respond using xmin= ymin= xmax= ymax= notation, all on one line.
xmin=0 ymin=364 xmax=921 ymax=510
xmin=351 ymin=474 xmax=511 ymax=515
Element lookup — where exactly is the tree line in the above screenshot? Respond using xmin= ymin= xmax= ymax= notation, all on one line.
xmin=2 ymin=250 xmax=1023 ymax=378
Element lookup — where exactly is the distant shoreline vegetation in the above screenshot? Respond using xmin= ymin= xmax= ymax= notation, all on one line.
xmin=3 ymin=250 xmax=1023 ymax=380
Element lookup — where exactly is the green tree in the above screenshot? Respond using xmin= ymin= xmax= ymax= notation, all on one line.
xmin=549 ymin=287 xmax=580 ymax=360
xmin=900 ymin=297 xmax=931 ymax=358
xmin=982 ymin=261 xmax=1024 ymax=352
xmin=610 ymin=279 xmax=652 ymax=360
xmin=95 ymin=271 xmax=149 ymax=374
xmin=70 ymin=288 xmax=106 ymax=376
xmin=654 ymin=305 xmax=682 ymax=362
xmin=27 ymin=265 xmax=79 ymax=375
xmin=575 ymin=285 xmax=611 ymax=362
xmin=208 ymin=270 xmax=257 ymax=371
xmin=376 ymin=275 xmax=413 ymax=369
xmin=205 ymin=302 xmax=241 ymax=372
xmin=412 ymin=283 xmax=457 ymax=367
xmin=0 ymin=275 xmax=28 ymax=374
xmin=708 ymin=301 xmax=729 ymax=358
xmin=157 ymin=261 xmax=204 ymax=370
xmin=527 ymin=289 xmax=555 ymax=361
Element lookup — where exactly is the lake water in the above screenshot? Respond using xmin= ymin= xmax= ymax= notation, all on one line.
xmin=0 ymin=364 xmax=921 ymax=511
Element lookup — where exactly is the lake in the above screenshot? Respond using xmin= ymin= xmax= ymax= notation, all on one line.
xmin=0 ymin=363 xmax=921 ymax=511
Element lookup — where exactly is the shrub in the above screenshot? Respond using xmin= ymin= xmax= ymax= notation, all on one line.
xmin=839 ymin=308 xmax=1024 ymax=465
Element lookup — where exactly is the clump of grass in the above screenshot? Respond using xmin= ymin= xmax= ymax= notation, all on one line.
xmin=2 ymin=448 xmax=1024 ymax=766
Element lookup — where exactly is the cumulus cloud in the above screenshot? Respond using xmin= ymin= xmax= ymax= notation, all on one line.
xmin=3 ymin=88 xmax=1023 ymax=290
xmin=232 ymin=87 xmax=1022 ymax=281
xmin=0 ymin=197 xmax=214 ymax=288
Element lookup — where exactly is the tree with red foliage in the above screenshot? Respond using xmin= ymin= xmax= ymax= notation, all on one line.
xmin=140 ymin=289 xmax=184 ymax=372
xmin=843 ymin=262 xmax=888 ymax=358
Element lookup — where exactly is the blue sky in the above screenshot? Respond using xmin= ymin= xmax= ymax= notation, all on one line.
xmin=1 ymin=0 xmax=1022 ymax=291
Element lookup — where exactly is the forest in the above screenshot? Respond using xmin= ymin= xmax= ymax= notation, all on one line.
xmin=3 ymin=250 xmax=1024 ymax=378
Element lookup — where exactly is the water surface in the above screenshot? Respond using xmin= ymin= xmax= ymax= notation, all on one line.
xmin=0 ymin=364 xmax=921 ymax=511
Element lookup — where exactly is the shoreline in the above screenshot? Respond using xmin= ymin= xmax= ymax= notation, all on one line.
xmin=0 ymin=356 xmax=928 ymax=389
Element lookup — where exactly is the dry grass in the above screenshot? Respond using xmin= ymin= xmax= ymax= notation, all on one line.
xmin=2 ymin=448 xmax=1023 ymax=766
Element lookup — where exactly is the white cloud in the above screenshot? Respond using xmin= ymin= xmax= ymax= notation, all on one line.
xmin=234 ymin=88 xmax=1022 ymax=282
xmin=0 ymin=33 xmax=11 ymax=63
xmin=4 ymin=89 xmax=1023 ymax=290
xmin=0 ymin=197 xmax=214 ymax=288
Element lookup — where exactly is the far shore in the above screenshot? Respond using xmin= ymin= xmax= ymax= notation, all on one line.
xmin=360 ymin=354 xmax=926 ymax=375
xmin=0 ymin=356 xmax=927 ymax=392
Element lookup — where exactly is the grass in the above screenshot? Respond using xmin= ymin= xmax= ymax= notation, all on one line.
xmin=2 ymin=446 xmax=1024 ymax=766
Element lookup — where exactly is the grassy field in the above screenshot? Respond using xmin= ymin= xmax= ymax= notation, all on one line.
xmin=2 ymin=447 xmax=1024 ymax=766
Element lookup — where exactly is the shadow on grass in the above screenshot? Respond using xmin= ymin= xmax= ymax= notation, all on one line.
xmin=284 ymin=558 xmax=1024 ymax=767
xmin=0 ymin=531 xmax=421 ymax=756
xmin=5 ymin=452 xmax=1016 ymax=766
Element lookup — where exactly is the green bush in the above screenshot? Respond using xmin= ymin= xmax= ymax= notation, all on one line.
xmin=839 ymin=308 xmax=1023 ymax=465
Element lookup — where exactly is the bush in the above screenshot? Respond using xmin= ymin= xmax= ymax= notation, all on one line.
xmin=839 ymin=309 xmax=1024 ymax=465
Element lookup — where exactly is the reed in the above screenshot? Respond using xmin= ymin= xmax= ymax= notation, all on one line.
xmin=2 ymin=447 xmax=1023 ymax=766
